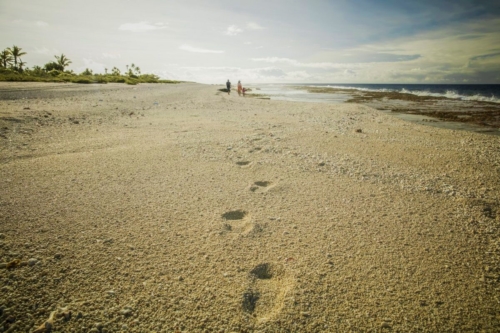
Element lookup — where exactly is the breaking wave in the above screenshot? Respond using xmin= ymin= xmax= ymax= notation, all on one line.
xmin=315 ymin=85 xmax=500 ymax=104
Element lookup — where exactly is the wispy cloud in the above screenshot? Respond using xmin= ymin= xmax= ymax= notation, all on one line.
xmin=166 ymin=64 xmax=290 ymax=84
xmin=13 ymin=20 xmax=49 ymax=28
xmin=119 ymin=21 xmax=167 ymax=32
xmin=225 ymin=25 xmax=243 ymax=36
xmin=81 ymin=58 xmax=106 ymax=73
xmin=34 ymin=47 xmax=58 ymax=55
xmin=179 ymin=44 xmax=224 ymax=54
xmin=247 ymin=22 xmax=265 ymax=30
xmin=102 ymin=52 xmax=121 ymax=59
xmin=470 ymin=52 xmax=500 ymax=62
xmin=252 ymin=57 xmax=366 ymax=69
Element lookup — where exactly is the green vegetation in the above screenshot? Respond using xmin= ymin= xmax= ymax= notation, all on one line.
xmin=0 ymin=45 xmax=180 ymax=84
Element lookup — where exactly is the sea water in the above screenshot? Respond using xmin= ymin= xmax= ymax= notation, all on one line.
xmin=251 ymin=83 xmax=500 ymax=104
xmin=248 ymin=83 xmax=500 ymax=135
xmin=248 ymin=84 xmax=350 ymax=103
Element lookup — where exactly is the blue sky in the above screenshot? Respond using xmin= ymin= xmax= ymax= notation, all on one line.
xmin=0 ymin=0 xmax=499 ymax=83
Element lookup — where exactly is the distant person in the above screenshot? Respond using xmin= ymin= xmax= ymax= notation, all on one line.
xmin=242 ymin=87 xmax=247 ymax=96
xmin=237 ymin=80 xmax=243 ymax=96
xmin=226 ymin=79 xmax=231 ymax=95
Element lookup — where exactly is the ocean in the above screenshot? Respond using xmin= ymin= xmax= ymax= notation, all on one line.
xmin=247 ymin=83 xmax=500 ymax=135
xmin=250 ymin=84 xmax=500 ymax=104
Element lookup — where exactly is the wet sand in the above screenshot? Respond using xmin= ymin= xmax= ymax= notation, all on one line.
xmin=1 ymin=82 xmax=499 ymax=332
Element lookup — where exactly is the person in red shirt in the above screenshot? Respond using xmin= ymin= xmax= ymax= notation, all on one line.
xmin=237 ymin=80 xmax=243 ymax=96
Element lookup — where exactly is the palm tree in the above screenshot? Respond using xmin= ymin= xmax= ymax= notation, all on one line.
xmin=18 ymin=58 xmax=27 ymax=72
xmin=31 ymin=65 xmax=43 ymax=75
xmin=81 ymin=68 xmax=93 ymax=76
xmin=0 ymin=49 xmax=13 ymax=68
xmin=7 ymin=45 xmax=27 ymax=70
xmin=54 ymin=54 xmax=71 ymax=71
xmin=127 ymin=63 xmax=140 ymax=77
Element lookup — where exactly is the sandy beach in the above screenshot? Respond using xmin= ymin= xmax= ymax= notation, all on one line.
xmin=1 ymin=82 xmax=499 ymax=332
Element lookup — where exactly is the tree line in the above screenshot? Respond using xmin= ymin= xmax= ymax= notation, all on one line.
xmin=0 ymin=45 xmax=178 ymax=84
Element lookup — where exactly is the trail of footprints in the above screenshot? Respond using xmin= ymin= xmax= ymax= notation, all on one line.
xmin=219 ymin=174 xmax=292 ymax=321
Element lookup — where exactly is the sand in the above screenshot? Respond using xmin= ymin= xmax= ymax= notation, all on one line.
xmin=0 ymin=82 xmax=499 ymax=332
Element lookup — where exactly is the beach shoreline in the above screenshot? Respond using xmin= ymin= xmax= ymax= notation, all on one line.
xmin=288 ymin=85 xmax=500 ymax=134
xmin=1 ymin=82 xmax=499 ymax=332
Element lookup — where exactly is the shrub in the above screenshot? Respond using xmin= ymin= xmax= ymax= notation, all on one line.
xmin=72 ymin=77 xmax=92 ymax=84
xmin=92 ymin=76 xmax=108 ymax=84
xmin=48 ymin=69 xmax=62 ymax=77
xmin=0 ymin=68 xmax=18 ymax=75
xmin=104 ymin=75 xmax=126 ymax=83
xmin=44 ymin=62 xmax=63 ymax=71
xmin=158 ymin=79 xmax=181 ymax=84
xmin=80 ymin=68 xmax=93 ymax=76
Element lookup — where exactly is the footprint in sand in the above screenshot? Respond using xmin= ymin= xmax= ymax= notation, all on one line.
xmin=242 ymin=263 xmax=294 ymax=322
xmin=221 ymin=210 xmax=262 ymax=236
xmin=249 ymin=147 xmax=262 ymax=153
xmin=249 ymin=181 xmax=274 ymax=193
xmin=236 ymin=161 xmax=252 ymax=168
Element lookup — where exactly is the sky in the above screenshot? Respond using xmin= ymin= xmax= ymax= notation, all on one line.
xmin=1 ymin=0 xmax=500 ymax=84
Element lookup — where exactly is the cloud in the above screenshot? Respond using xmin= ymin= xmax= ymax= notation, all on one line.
xmin=252 ymin=54 xmax=421 ymax=68
xmin=251 ymin=57 xmax=366 ymax=69
xmin=13 ymin=20 xmax=49 ymax=28
xmin=286 ymin=71 xmax=312 ymax=79
xmin=81 ymin=58 xmax=106 ymax=73
xmin=457 ymin=34 xmax=484 ymax=40
xmin=247 ymin=22 xmax=265 ymax=30
xmin=164 ymin=64 xmax=293 ymax=83
xmin=469 ymin=52 xmax=500 ymax=62
xmin=102 ymin=52 xmax=121 ymax=59
xmin=119 ymin=21 xmax=167 ymax=32
xmin=244 ymin=42 xmax=252 ymax=45
xmin=252 ymin=57 xmax=298 ymax=65
xmin=34 ymin=47 xmax=53 ymax=55
xmin=225 ymin=25 xmax=242 ymax=36
xmin=353 ymin=53 xmax=421 ymax=63
xmin=179 ymin=44 xmax=224 ymax=54
xmin=442 ymin=70 xmax=500 ymax=83
xmin=257 ymin=68 xmax=286 ymax=77
xmin=180 ymin=66 xmax=240 ymax=71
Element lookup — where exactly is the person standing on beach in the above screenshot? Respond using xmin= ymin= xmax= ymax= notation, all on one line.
xmin=226 ymin=80 xmax=231 ymax=95
xmin=237 ymin=80 xmax=243 ymax=96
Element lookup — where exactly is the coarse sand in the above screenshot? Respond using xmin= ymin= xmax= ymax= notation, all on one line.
xmin=0 ymin=82 xmax=499 ymax=332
